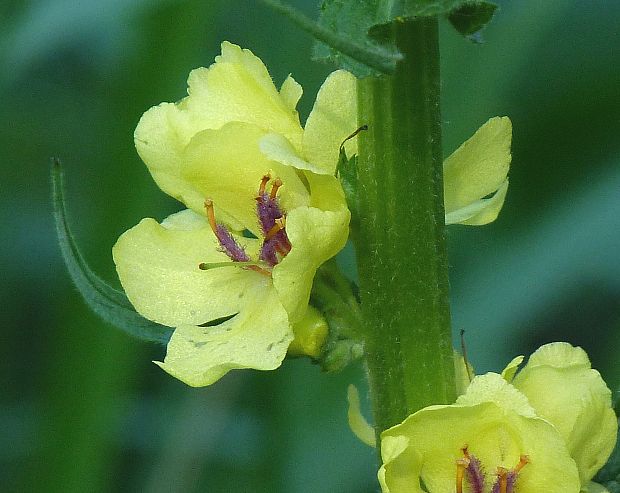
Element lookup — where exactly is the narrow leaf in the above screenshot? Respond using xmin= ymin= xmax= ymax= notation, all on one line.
xmin=51 ymin=158 xmax=173 ymax=344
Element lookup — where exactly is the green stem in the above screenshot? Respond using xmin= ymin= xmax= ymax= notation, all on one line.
xmin=355 ymin=18 xmax=456 ymax=442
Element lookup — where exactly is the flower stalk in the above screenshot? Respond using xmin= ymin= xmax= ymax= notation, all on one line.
xmin=355 ymin=18 xmax=456 ymax=442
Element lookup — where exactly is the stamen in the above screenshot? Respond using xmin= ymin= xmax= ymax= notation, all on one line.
xmin=515 ymin=455 xmax=529 ymax=473
xmin=204 ymin=199 xmax=217 ymax=234
xmin=265 ymin=217 xmax=286 ymax=241
xmin=456 ymin=457 xmax=470 ymax=493
xmin=269 ymin=178 xmax=282 ymax=199
xmin=497 ymin=467 xmax=508 ymax=493
xmin=198 ymin=261 xmax=271 ymax=277
xmin=259 ymin=174 xmax=271 ymax=195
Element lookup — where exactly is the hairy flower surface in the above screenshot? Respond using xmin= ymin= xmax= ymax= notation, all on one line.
xmin=113 ymin=42 xmax=351 ymax=386
xmin=378 ymin=373 xmax=581 ymax=493
xmin=510 ymin=343 xmax=618 ymax=489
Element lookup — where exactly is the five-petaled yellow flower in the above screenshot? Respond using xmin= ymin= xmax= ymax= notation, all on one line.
xmin=113 ymin=42 xmax=354 ymax=386
xmin=113 ymin=41 xmax=513 ymax=387
xmin=377 ymin=343 xmax=617 ymax=493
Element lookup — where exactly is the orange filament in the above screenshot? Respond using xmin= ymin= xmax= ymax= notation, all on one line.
xmin=456 ymin=457 xmax=470 ymax=493
xmin=515 ymin=455 xmax=529 ymax=473
xmin=265 ymin=217 xmax=286 ymax=241
xmin=204 ymin=199 xmax=218 ymax=234
xmin=275 ymin=242 xmax=291 ymax=256
xmin=270 ymin=178 xmax=282 ymax=199
xmin=497 ymin=467 xmax=508 ymax=493
xmin=248 ymin=265 xmax=272 ymax=277
xmin=259 ymin=174 xmax=271 ymax=195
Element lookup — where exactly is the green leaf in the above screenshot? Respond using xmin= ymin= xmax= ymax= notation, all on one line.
xmin=448 ymin=1 xmax=498 ymax=38
xmin=313 ymin=0 xmax=493 ymax=77
xmin=593 ymin=417 xmax=620 ymax=492
xmin=261 ymin=0 xmax=401 ymax=76
xmin=51 ymin=158 xmax=173 ymax=345
xmin=313 ymin=0 xmax=398 ymax=77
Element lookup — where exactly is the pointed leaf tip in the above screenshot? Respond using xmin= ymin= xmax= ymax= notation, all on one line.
xmin=51 ymin=159 xmax=173 ymax=344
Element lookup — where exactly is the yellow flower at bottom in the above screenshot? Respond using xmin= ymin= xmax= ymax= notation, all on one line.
xmin=113 ymin=42 xmax=351 ymax=386
xmin=379 ymin=374 xmax=581 ymax=493
xmin=510 ymin=343 xmax=618 ymax=488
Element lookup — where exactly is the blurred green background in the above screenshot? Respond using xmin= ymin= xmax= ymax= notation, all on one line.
xmin=1 ymin=0 xmax=618 ymax=491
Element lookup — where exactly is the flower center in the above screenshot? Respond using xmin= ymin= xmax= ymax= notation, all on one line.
xmin=456 ymin=446 xmax=529 ymax=493
xmin=199 ymin=174 xmax=291 ymax=276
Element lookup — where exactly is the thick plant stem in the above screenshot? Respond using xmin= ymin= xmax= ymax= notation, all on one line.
xmin=355 ymin=18 xmax=456 ymax=443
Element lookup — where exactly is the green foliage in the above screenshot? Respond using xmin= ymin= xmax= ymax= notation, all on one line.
xmin=262 ymin=0 xmax=401 ymax=77
xmin=311 ymin=260 xmax=364 ymax=372
xmin=594 ymin=417 xmax=620 ymax=492
xmin=448 ymin=1 xmax=498 ymax=37
xmin=314 ymin=0 xmax=499 ymax=76
xmin=51 ymin=159 xmax=173 ymax=345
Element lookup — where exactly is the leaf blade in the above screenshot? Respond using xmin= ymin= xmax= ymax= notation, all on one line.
xmin=51 ymin=158 xmax=173 ymax=345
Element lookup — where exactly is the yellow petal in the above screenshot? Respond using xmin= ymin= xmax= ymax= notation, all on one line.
xmin=186 ymin=41 xmax=303 ymax=148
xmin=182 ymin=121 xmax=310 ymax=234
xmin=445 ymin=179 xmax=509 ymax=226
xmin=456 ymin=372 xmax=536 ymax=417
xmin=134 ymin=102 xmax=206 ymax=213
xmin=279 ymin=74 xmax=303 ymax=111
xmin=513 ymin=343 xmax=618 ymax=484
xmin=113 ymin=209 xmax=262 ymax=327
xmin=133 ymin=42 xmax=304 ymax=211
xmin=259 ymin=133 xmax=325 ymax=174
xmin=380 ymin=398 xmax=580 ymax=493
xmin=501 ymin=355 xmax=525 ymax=382
xmin=287 ymin=305 xmax=328 ymax=358
xmin=443 ymin=116 xmax=512 ymax=218
xmin=155 ymin=284 xmax=293 ymax=387
xmin=272 ymin=198 xmax=349 ymax=322
xmin=347 ymin=384 xmax=376 ymax=448
xmin=303 ymin=70 xmax=358 ymax=174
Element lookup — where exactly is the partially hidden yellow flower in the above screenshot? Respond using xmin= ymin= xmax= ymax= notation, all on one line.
xmin=509 ymin=343 xmax=618 ymax=490
xmin=113 ymin=42 xmax=352 ymax=386
xmin=377 ymin=343 xmax=617 ymax=493
xmin=379 ymin=373 xmax=581 ymax=493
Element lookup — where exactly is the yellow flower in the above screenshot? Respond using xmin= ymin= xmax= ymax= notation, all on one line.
xmin=113 ymin=42 xmax=351 ymax=386
xmin=379 ymin=373 xmax=581 ymax=493
xmin=509 ymin=343 xmax=618 ymax=489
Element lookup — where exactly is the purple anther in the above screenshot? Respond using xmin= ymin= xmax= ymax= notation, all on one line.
xmin=214 ymin=225 xmax=251 ymax=262
xmin=490 ymin=470 xmax=517 ymax=493
xmin=259 ymin=240 xmax=278 ymax=266
xmin=465 ymin=454 xmax=485 ymax=493
xmin=256 ymin=191 xmax=285 ymax=235
xmin=255 ymin=178 xmax=292 ymax=266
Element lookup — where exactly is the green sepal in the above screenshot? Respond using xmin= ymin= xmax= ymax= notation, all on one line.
xmin=310 ymin=259 xmax=364 ymax=372
xmin=594 ymin=416 xmax=620 ymax=493
xmin=336 ymin=147 xmax=360 ymax=236
xmin=51 ymin=158 xmax=173 ymax=345
xmin=448 ymin=1 xmax=498 ymax=39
